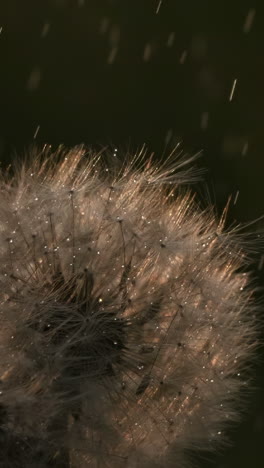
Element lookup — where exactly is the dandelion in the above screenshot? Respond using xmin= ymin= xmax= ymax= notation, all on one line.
xmin=0 ymin=145 xmax=259 ymax=467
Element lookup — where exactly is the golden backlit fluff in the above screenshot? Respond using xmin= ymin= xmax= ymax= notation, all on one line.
xmin=0 ymin=145 xmax=259 ymax=467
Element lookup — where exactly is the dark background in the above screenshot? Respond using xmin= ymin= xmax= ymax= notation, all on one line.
xmin=0 ymin=1 xmax=263 ymax=466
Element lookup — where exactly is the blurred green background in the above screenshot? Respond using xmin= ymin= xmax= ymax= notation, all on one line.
xmin=0 ymin=1 xmax=263 ymax=466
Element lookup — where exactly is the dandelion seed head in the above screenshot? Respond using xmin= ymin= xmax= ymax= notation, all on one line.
xmin=0 ymin=145 xmax=260 ymax=467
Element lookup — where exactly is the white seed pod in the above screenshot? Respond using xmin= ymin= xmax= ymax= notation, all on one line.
xmin=0 ymin=145 xmax=260 ymax=468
